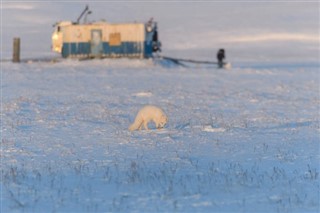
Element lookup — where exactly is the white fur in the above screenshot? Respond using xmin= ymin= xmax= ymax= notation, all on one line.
xmin=129 ymin=105 xmax=168 ymax=131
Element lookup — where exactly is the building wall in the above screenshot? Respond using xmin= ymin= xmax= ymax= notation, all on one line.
xmin=61 ymin=23 xmax=153 ymax=58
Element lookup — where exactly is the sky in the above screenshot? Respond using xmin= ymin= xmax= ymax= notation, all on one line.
xmin=1 ymin=1 xmax=319 ymax=62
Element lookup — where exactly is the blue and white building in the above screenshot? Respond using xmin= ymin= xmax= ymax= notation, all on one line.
xmin=52 ymin=18 xmax=161 ymax=58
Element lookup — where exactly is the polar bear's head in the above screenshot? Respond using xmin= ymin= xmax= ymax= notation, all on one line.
xmin=158 ymin=114 xmax=168 ymax=128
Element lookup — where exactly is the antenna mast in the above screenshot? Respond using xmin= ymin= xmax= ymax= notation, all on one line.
xmin=76 ymin=5 xmax=89 ymax=24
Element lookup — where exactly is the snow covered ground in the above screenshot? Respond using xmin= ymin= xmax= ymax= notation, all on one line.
xmin=1 ymin=2 xmax=319 ymax=213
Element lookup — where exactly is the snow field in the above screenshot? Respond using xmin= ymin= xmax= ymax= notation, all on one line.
xmin=1 ymin=59 xmax=319 ymax=212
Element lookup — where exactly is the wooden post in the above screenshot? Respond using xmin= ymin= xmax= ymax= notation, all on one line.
xmin=12 ymin=37 xmax=20 ymax=63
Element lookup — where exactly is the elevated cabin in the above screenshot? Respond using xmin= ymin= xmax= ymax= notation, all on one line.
xmin=52 ymin=19 xmax=161 ymax=59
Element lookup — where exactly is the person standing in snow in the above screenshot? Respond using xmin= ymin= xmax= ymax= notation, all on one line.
xmin=217 ymin=49 xmax=225 ymax=68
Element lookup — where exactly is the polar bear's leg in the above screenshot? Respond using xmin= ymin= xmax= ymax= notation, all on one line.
xmin=143 ymin=121 xmax=149 ymax=130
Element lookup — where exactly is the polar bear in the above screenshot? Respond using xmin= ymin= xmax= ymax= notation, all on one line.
xmin=129 ymin=105 xmax=168 ymax=131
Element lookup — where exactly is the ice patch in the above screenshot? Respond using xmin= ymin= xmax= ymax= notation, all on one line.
xmin=269 ymin=195 xmax=282 ymax=202
xmin=131 ymin=128 xmax=178 ymax=135
xmin=202 ymin=125 xmax=226 ymax=132
xmin=250 ymin=98 xmax=259 ymax=103
xmin=133 ymin=92 xmax=153 ymax=97
xmin=192 ymin=201 xmax=213 ymax=207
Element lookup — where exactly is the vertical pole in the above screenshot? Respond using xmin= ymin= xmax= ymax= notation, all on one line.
xmin=12 ymin=37 xmax=20 ymax=63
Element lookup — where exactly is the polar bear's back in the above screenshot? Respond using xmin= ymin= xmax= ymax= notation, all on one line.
xmin=138 ymin=105 xmax=164 ymax=119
